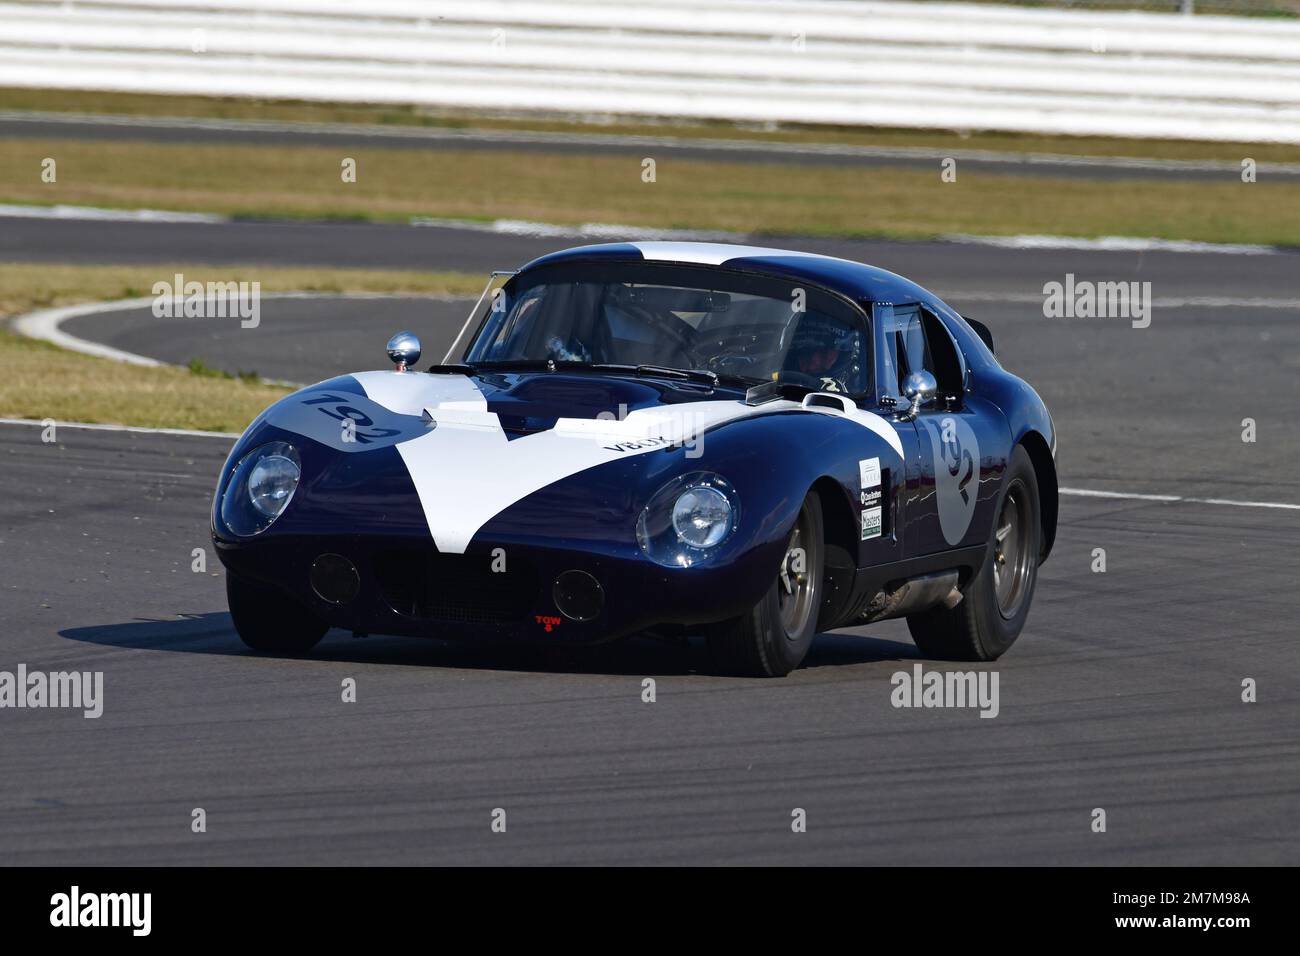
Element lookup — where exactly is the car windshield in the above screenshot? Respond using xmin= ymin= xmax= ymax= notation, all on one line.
xmin=464 ymin=262 xmax=871 ymax=395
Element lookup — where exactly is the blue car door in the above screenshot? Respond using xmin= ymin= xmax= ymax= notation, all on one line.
xmin=874 ymin=302 xmax=1004 ymax=558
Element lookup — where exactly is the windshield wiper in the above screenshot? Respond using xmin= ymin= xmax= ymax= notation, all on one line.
xmin=463 ymin=359 xmax=759 ymax=389
xmin=469 ymin=359 xmax=550 ymax=373
xmin=597 ymin=364 xmax=767 ymax=389
xmin=632 ymin=364 xmax=716 ymax=385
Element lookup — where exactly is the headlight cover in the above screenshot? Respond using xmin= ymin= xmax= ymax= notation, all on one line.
xmin=249 ymin=454 xmax=300 ymax=517
xmin=220 ymin=441 xmax=301 ymax=536
xmin=672 ymin=486 xmax=732 ymax=548
xmin=637 ymin=473 xmax=739 ymax=567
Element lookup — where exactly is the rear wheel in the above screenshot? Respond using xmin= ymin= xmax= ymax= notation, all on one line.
xmin=706 ymin=492 xmax=824 ymax=677
xmin=227 ymin=572 xmax=328 ymax=653
xmin=907 ymin=444 xmax=1040 ymax=661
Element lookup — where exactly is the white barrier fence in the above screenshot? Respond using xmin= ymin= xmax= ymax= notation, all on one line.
xmin=2 ymin=0 xmax=1300 ymax=143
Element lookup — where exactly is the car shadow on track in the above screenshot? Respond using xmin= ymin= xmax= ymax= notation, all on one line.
xmin=60 ymin=612 xmax=920 ymax=677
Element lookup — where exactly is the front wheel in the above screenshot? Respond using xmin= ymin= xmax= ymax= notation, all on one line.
xmin=907 ymin=444 xmax=1040 ymax=661
xmin=706 ymin=492 xmax=824 ymax=677
xmin=227 ymin=572 xmax=329 ymax=653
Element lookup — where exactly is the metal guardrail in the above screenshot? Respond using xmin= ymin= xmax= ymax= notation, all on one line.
xmin=2 ymin=0 xmax=1299 ymax=143
xmin=907 ymin=0 xmax=1300 ymax=15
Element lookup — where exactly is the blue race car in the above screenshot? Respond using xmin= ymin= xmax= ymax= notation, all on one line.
xmin=212 ymin=242 xmax=1057 ymax=676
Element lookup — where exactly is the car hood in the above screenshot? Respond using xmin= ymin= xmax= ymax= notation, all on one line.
xmin=236 ymin=369 xmax=902 ymax=554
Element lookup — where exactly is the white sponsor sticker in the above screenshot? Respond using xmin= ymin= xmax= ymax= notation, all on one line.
xmin=861 ymin=506 xmax=882 ymax=540
xmin=859 ymin=457 xmax=881 ymax=490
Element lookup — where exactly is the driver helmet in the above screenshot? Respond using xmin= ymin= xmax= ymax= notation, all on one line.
xmin=789 ymin=315 xmax=854 ymax=380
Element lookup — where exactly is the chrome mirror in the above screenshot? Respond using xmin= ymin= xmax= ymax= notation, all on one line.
xmin=386 ymin=331 xmax=421 ymax=372
xmin=900 ymin=370 xmax=937 ymax=420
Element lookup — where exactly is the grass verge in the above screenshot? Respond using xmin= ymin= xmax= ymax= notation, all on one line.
xmin=3 ymin=137 xmax=1298 ymax=246
xmin=0 ymin=263 xmax=482 ymax=432
xmin=3 ymin=86 xmax=1297 ymax=165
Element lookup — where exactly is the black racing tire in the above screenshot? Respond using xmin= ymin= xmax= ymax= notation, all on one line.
xmin=226 ymin=571 xmax=329 ymax=654
xmin=907 ymin=443 xmax=1040 ymax=662
xmin=706 ymin=492 xmax=824 ymax=677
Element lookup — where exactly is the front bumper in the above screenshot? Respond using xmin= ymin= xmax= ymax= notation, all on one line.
xmin=213 ymin=530 xmax=781 ymax=644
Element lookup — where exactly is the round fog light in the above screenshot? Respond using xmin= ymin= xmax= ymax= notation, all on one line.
xmin=311 ymin=553 xmax=359 ymax=605
xmin=553 ymin=570 xmax=604 ymax=622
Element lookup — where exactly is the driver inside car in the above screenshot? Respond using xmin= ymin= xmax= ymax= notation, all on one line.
xmin=785 ymin=316 xmax=854 ymax=392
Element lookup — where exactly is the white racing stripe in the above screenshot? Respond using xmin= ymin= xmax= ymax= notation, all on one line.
xmin=630 ymin=241 xmax=825 ymax=264
xmin=350 ymin=370 xmax=488 ymax=414
xmin=352 ymin=372 xmax=903 ymax=553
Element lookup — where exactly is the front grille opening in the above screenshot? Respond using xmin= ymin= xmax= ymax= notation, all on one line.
xmin=375 ymin=550 xmax=539 ymax=625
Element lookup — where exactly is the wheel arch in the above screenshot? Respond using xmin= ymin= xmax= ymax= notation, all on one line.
xmin=810 ymin=474 xmax=858 ymax=560
xmin=1017 ymin=430 xmax=1057 ymax=563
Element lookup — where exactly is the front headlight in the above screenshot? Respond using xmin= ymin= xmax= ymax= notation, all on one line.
xmin=671 ymin=486 xmax=733 ymax=549
xmin=248 ymin=453 xmax=300 ymax=518
xmin=637 ymin=473 xmax=739 ymax=567
xmin=219 ymin=441 xmax=301 ymax=536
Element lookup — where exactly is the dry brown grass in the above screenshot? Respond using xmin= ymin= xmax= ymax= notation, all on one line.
xmin=0 ymin=263 xmax=482 ymax=432
xmin=3 ymin=138 xmax=1298 ymax=245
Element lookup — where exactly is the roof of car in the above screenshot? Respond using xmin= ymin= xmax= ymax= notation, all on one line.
xmin=518 ymin=241 xmax=941 ymax=306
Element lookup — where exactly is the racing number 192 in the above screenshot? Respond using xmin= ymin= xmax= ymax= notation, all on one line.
xmin=941 ymin=420 xmax=975 ymax=506
xmin=301 ymin=393 xmax=400 ymax=444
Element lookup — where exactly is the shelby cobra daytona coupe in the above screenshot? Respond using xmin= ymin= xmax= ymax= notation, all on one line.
xmin=212 ymin=242 xmax=1057 ymax=676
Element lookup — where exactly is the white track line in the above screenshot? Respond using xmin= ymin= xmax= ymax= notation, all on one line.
xmin=10 ymin=293 xmax=458 ymax=377
xmin=0 ymin=417 xmax=237 ymax=439
xmin=0 ymin=201 xmax=1287 ymax=257
xmin=1059 ymin=487 xmax=1300 ymax=511
xmin=0 ymin=203 xmax=224 ymax=224
xmin=12 ymin=298 xmax=166 ymax=365
xmin=940 ymin=291 xmax=1300 ymax=309
xmin=411 ymin=216 xmax=741 ymax=242
xmin=411 ymin=217 xmax=1288 ymax=256
xmin=941 ymin=234 xmax=1282 ymax=256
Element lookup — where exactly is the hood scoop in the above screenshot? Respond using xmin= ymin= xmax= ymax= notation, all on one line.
xmin=486 ymin=374 xmax=662 ymax=421
xmin=496 ymin=413 xmax=559 ymax=439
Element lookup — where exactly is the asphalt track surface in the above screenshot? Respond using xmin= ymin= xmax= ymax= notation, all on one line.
xmin=1 ymin=220 xmax=1298 ymax=864
xmin=5 ymin=111 xmax=1291 ymax=181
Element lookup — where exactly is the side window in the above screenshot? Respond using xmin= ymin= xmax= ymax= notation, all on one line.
xmin=896 ymin=306 xmax=931 ymax=385
xmin=880 ymin=304 xmax=964 ymax=405
xmin=879 ymin=304 xmax=928 ymax=399
xmin=919 ymin=307 xmax=965 ymax=403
